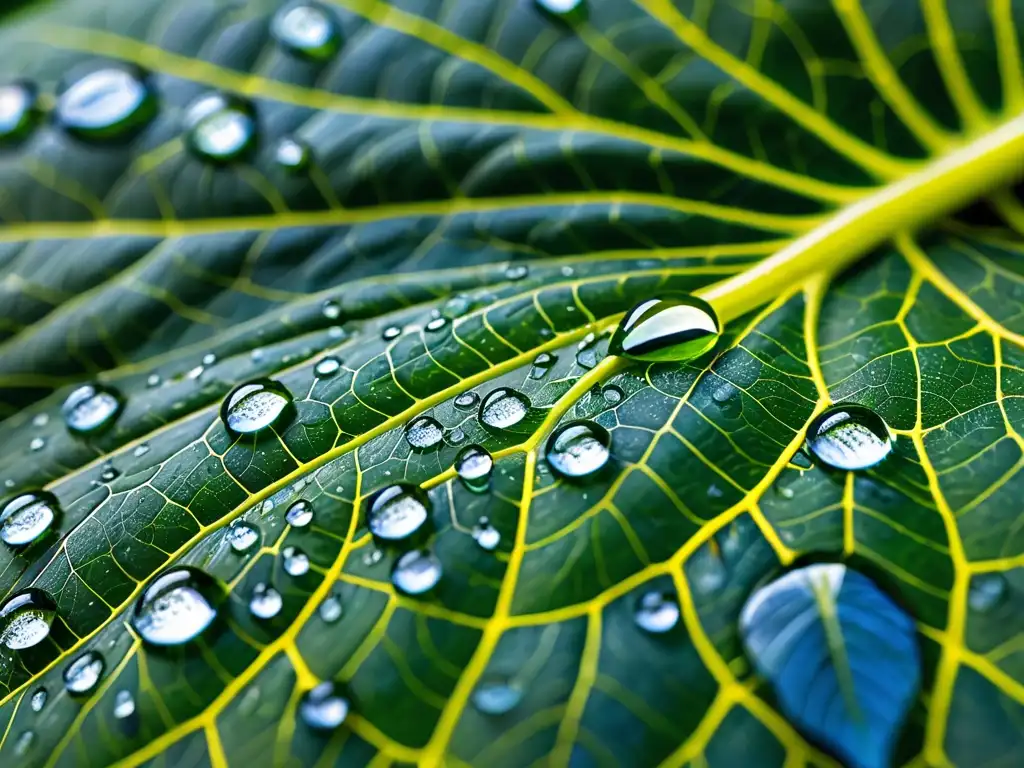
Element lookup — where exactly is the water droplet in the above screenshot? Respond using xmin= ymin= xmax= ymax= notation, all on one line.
xmin=805 ymin=404 xmax=893 ymax=471
xmin=535 ymin=0 xmax=587 ymax=17
xmin=0 ymin=81 xmax=39 ymax=141
xmin=202 ymin=353 xmax=217 ymax=367
xmin=315 ymin=355 xmax=342 ymax=377
xmin=472 ymin=676 xmax=522 ymax=715
xmin=283 ymin=546 xmax=310 ymax=576
xmin=133 ymin=443 xmax=150 ymax=458
xmin=14 ymin=731 xmax=33 ymax=756
xmin=505 ymin=264 xmax=529 ymax=281
xmin=272 ymin=3 xmax=341 ymax=60
xmin=185 ymin=93 xmax=256 ymax=162
xmin=31 ymin=413 xmax=48 ymax=428
xmin=426 ymin=316 xmax=447 ymax=333
xmin=227 ymin=521 xmax=259 ymax=553
xmin=530 ymin=352 xmax=557 ymax=379
xmin=472 ymin=517 xmax=501 ymax=551
xmin=286 ymin=499 xmax=313 ymax=528
xmin=446 ymin=427 xmax=466 ymax=445
xmin=545 ymin=420 xmax=611 ymax=478
xmin=319 ymin=594 xmax=343 ymax=623
xmin=601 ymin=385 xmax=624 ymax=405
xmin=187 ymin=365 xmax=205 ymax=380
xmin=968 ymin=574 xmax=1007 ymax=613
xmin=362 ymin=547 xmax=383 ymax=566
xmin=454 ymin=392 xmax=479 ymax=410
xmin=366 ymin=484 xmax=430 ymax=543
xmin=0 ymin=589 xmax=56 ymax=650
xmin=575 ymin=332 xmax=599 ymax=370
xmin=404 ymin=416 xmax=444 ymax=452
xmin=64 ymin=650 xmax=105 ymax=696
xmin=113 ymin=690 xmax=135 ymax=719
xmin=442 ymin=295 xmax=473 ymax=319
xmin=30 ymin=687 xmax=46 ymax=712
xmin=391 ymin=549 xmax=442 ymax=595
xmin=455 ymin=445 xmax=493 ymax=493
xmin=249 ymin=583 xmax=283 ymax=620
xmin=275 ymin=136 xmax=311 ymax=171
xmin=479 ymin=388 xmax=530 ymax=430
xmin=100 ymin=462 xmax=120 ymax=482
xmin=62 ymin=383 xmax=123 ymax=435
xmin=610 ymin=297 xmax=720 ymax=362
xmin=132 ymin=567 xmax=221 ymax=647
xmin=382 ymin=325 xmax=402 ymax=341
xmin=56 ymin=67 xmax=154 ymax=139
xmin=706 ymin=483 xmax=724 ymax=499
xmin=146 ymin=373 xmax=161 ymax=388
xmin=633 ymin=590 xmax=679 ymax=634
xmin=28 ymin=437 xmax=45 ymax=452
xmin=321 ymin=299 xmax=341 ymax=320
xmin=300 ymin=681 xmax=349 ymax=730
xmin=221 ymin=379 xmax=293 ymax=435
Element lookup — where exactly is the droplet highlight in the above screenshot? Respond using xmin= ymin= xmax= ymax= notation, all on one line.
xmin=472 ymin=517 xmax=501 ymax=551
xmin=275 ymin=136 xmax=311 ymax=171
xmin=29 ymin=687 xmax=46 ymax=712
xmin=57 ymin=67 xmax=154 ymax=139
xmin=968 ymin=574 xmax=1007 ymax=613
xmin=805 ymin=404 xmax=893 ymax=471
xmin=405 ymin=416 xmax=444 ymax=452
xmin=610 ymin=297 xmax=720 ymax=362
xmin=0 ymin=81 xmax=39 ymax=142
xmin=0 ymin=589 xmax=56 ymax=650
xmin=64 ymin=651 xmax=105 ymax=696
xmin=185 ymin=93 xmax=256 ymax=162
xmin=285 ymin=499 xmax=314 ymax=528
xmin=0 ymin=491 xmax=60 ymax=547
xmin=315 ymin=355 xmax=341 ymax=377
xmin=249 ymin=583 xmax=283 ymax=620
xmin=633 ymin=590 xmax=679 ymax=634
xmin=455 ymin=445 xmax=493 ymax=494
xmin=283 ymin=546 xmax=310 ymax=576
xmin=300 ymin=681 xmax=349 ymax=730
xmin=221 ymin=378 xmax=293 ymax=435
xmin=545 ymin=420 xmax=611 ymax=478
xmin=392 ymin=549 xmax=442 ymax=595
xmin=272 ymin=3 xmax=341 ymax=60
xmin=62 ymin=383 xmax=123 ymax=435
xmin=366 ymin=484 xmax=431 ymax=543
xmin=132 ymin=566 xmax=222 ymax=647
xmin=227 ymin=521 xmax=259 ymax=553
xmin=473 ymin=676 xmax=522 ymax=715
xmin=479 ymin=388 xmax=530 ymax=431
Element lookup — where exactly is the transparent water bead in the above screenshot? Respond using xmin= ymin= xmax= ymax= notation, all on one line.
xmin=62 ymin=383 xmax=123 ymax=435
xmin=479 ymin=388 xmax=530 ymax=430
xmin=249 ymin=583 xmax=283 ymax=620
xmin=442 ymin=294 xmax=473 ymax=319
xmin=455 ymin=445 xmax=493 ymax=494
xmin=64 ymin=650 xmax=105 ymax=696
xmin=405 ymin=416 xmax=444 ymax=451
xmin=0 ymin=491 xmax=60 ymax=547
xmin=300 ymin=681 xmax=349 ymax=730
xmin=392 ymin=550 xmax=442 ymax=595
xmin=426 ymin=316 xmax=447 ymax=333
xmin=220 ymin=378 xmax=293 ymax=434
xmin=318 ymin=594 xmax=342 ymax=623
xmin=968 ymin=574 xmax=1007 ymax=613
xmin=132 ymin=566 xmax=222 ymax=647
xmin=14 ymin=731 xmax=33 ymax=757
xmin=545 ymin=420 xmax=611 ymax=478
xmin=275 ymin=136 xmax=311 ymax=171
xmin=57 ymin=66 xmax=154 ymax=139
xmin=283 ymin=546 xmax=310 ymax=576
xmin=315 ymin=355 xmax=341 ymax=377
xmin=805 ymin=404 xmax=893 ymax=471
xmin=30 ymin=687 xmax=46 ymax=712
xmin=530 ymin=352 xmax=556 ymax=379
xmin=472 ymin=676 xmax=523 ymax=715
xmin=28 ymin=437 xmax=45 ymax=452
xmin=366 ymin=484 xmax=431 ymax=543
xmin=185 ymin=92 xmax=256 ymax=162
xmin=0 ymin=81 xmax=39 ymax=141
xmin=285 ymin=499 xmax=313 ymax=528
xmin=113 ymin=690 xmax=135 ymax=719
xmin=382 ymin=325 xmax=402 ymax=341
xmin=535 ymin=0 xmax=587 ymax=18
xmin=100 ymin=463 xmax=120 ymax=482
xmin=472 ymin=517 xmax=501 ymax=551
xmin=0 ymin=589 xmax=57 ymax=650
xmin=633 ymin=590 xmax=679 ymax=634
xmin=610 ymin=297 xmax=720 ymax=362
xmin=454 ymin=391 xmax=479 ymax=410
xmin=226 ymin=521 xmax=259 ymax=553
xmin=272 ymin=2 xmax=341 ymax=60
xmin=505 ymin=265 xmax=528 ymax=281
xmin=602 ymin=385 xmax=624 ymax=405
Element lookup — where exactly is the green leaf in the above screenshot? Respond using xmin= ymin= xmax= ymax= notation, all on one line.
xmin=0 ymin=1 xmax=1022 ymax=766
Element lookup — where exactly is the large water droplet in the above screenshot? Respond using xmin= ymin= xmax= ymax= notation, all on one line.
xmin=0 ymin=589 xmax=56 ymax=650
xmin=113 ymin=690 xmax=135 ymax=719
xmin=283 ymin=546 xmax=310 ymax=576
xmin=479 ymin=388 xmax=530 ymax=430
xmin=472 ymin=517 xmax=501 ymax=551
xmin=545 ymin=420 xmax=611 ymax=478
xmin=64 ymin=650 xmax=105 ymax=696
xmin=610 ymin=297 xmax=720 ymax=362
xmin=805 ymin=404 xmax=893 ymax=471
xmin=300 ymin=681 xmax=349 ymax=730
xmin=319 ymin=594 xmax=343 ymax=623
xmin=968 ymin=574 xmax=1007 ymax=613
xmin=391 ymin=549 xmax=442 ymax=595
xmin=272 ymin=3 xmax=340 ymax=60
xmin=454 ymin=392 xmax=479 ymax=411
xmin=405 ymin=416 xmax=444 ymax=451
xmin=132 ymin=567 xmax=221 ymax=647
xmin=62 ymin=383 xmax=123 ymax=435
xmin=0 ymin=81 xmax=39 ymax=142
xmin=30 ymin=687 xmax=46 ymax=712
xmin=455 ymin=445 xmax=493 ymax=493
xmin=221 ymin=379 xmax=293 ymax=435
xmin=472 ymin=676 xmax=522 ymax=715
xmin=227 ymin=521 xmax=259 ymax=553
xmin=633 ymin=590 xmax=679 ymax=634
xmin=57 ymin=67 xmax=154 ymax=139
xmin=285 ymin=499 xmax=313 ymax=528
xmin=366 ymin=484 xmax=431 ymax=542
xmin=249 ymin=583 xmax=283 ymax=620
xmin=0 ymin=491 xmax=60 ymax=547
xmin=275 ymin=136 xmax=311 ymax=171
xmin=185 ymin=93 xmax=256 ymax=162
xmin=315 ymin=355 xmax=341 ymax=377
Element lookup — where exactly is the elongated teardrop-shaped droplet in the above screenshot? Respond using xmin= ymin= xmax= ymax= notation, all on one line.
xmin=0 ymin=589 xmax=56 ymax=650
xmin=272 ymin=3 xmax=340 ymax=60
xmin=221 ymin=379 xmax=293 ymax=435
xmin=275 ymin=136 xmax=311 ymax=171
xmin=473 ymin=676 xmax=523 ymax=715
xmin=113 ymin=690 xmax=135 ymax=719
xmin=455 ymin=445 xmax=493 ymax=493
xmin=805 ymin=404 xmax=892 ymax=471
xmin=300 ymin=682 xmax=349 ymax=730
xmin=185 ymin=93 xmax=256 ymax=162
xmin=454 ymin=392 xmax=479 ymax=410
xmin=64 ymin=650 xmax=105 ymax=696
xmin=0 ymin=491 xmax=60 ymax=547
xmin=392 ymin=549 xmax=442 ymax=595
xmin=610 ymin=297 xmax=720 ymax=362
xmin=283 ymin=546 xmax=310 ymax=576
xmin=633 ymin=590 xmax=679 ymax=634
xmin=285 ymin=499 xmax=313 ymax=528
xmin=366 ymin=484 xmax=431 ymax=543
xmin=227 ymin=521 xmax=259 ymax=553
xmin=249 ymin=583 xmax=283 ymax=619
xmin=472 ymin=517 xmax=501 ymax=551
xmin=132 ymin=567 xmax=222 ymax=647
xmin=315 ymin=355 xmax=341 ymax=377
xmin=0 ymin=81 xmax=39 ymax=142
xmin=62 ymin=383 xmax=123 ymax=435
xmin=479 ymin=388 xmax=530 ymax=431
xmin=546 ymin=420 xmax=611 ymax=478
xmin=30 ymin=687 xmax=46 ymax=712
xmin=57 ymin=67 xmax=154 ymax=139
xmin=405 ymin=416 xmax=444 ymax=451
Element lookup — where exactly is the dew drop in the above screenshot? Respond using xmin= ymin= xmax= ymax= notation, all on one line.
xmin=454 ymin=392 xmax=479 ymax=411
xmin=362 ymin=547 xmax=383 ymax=566
xmin=225 ymin=521 xmax=259 ymax=554
xmin=300 ymin=681 xmax=349 ymax=730
xmin=272 ymin=2 xmax=340 ymax=60
xmin=382 ymin=325 xmax=402 ymax=341
xmin=318 ymin=594 xmax=343 ymax=623
xmin=968 ymin=574 xmax=1007 ymax=613
xmin=0 ymin=491 xmax=60 ymax=547
xmin=446 ymin=427 xmax=466 ymax=445
xmin=31 ymin=413 xmax=48 ymax=428
xmin=441 ymin=294 xmax=473 ymax=319
xmin=472 ymin=676 xmax=522 ymax=715
xmin=479 ymin=388 xmax=530 ymax=431
xmin=14 ymin=731 xmax=33 ymax=756
xmin=391 ymin=549 xmax=443 ymax=595
xmin=64 ymin=650 xmax=105 ymax=696
xmin=405 ymin=416 xmax=444 ymax=452
xmin=505 ymin=264 xmax=529 ymax=281
xmin=321 ymin=299 xmax=341 ymax=320
xmin=100 ymin=462 xmax=120 ymax=482
xmin=220 ymin=378 xmax=293 ymax=435
xmin=805 ymin=404 xmax=893 ymax=471
xmin=202 ymin=352 xmax=217 ymax=367
xmin=146 ymin=373 xmax=161 ymax=388
xmin=275 ymin=136 xmax=311 ymax=171
xmin=133 ymin=442 xmax=150 ymax=458
xmin=455 ymin=445 xmax=493 ymax=494
xmin=545 ymin=420 xmax=611 ymax=478
xmin=0 ymin=589 xmax=56 ymax=650
xmin=315 ymin=355 xmax=342 ymax=377
xmin=56 ymin=67 xmax=154 ymax=139
xmin=610 ymin=297 xmax=720 ymax=362
xmin=535 ymin=0 xmax=587 ymax=18
xmin=283 ymin=546 xmax=310 ymax=576
xmin=28 ymin=437 xmax=45 ymax=452
xmin=366 ymin=484 xmax=430 ymax=542
xmin=576 ymin=332 xmax=599 ymax=370
xmin=285 ymin=499 xmax=313 ymax=528
xmin=185 ymin=93 xmax=256 ymax=162
xmin=530 ymin=352 xmax=557 ymax=380
xmin=633 ymin=590 xmax=679 ymax=634
xmin=472 ymin=517 xmax=501 ymax=551
xmin=249 ymin=583 xmax=283 ymax=620
xmin=30 ymin=687 xmax=46 ymax=712
xmin=426 ymin=316 xmax=447 ymax=333
xmin=131 ymin=567 xmax=222 ymax=647
xmin=0 ymin=81 xmax=39 ymax=142
xmin=62 ymin=383 xmax=123 ymax=435
xmin=113 ymin=690 xmax=135 ymax=719
xmin=601 ymin=385 xmax=624 ymax=405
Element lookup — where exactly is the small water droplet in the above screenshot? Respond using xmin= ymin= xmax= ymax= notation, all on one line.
xmin=29 ymin=687 xmax=46 ymax=712
xmin=472 ymin=676 xmax=522 ymax=715
xmin=62 ymin=383 xmax=123 ymax=435
xmin=454 ymin=392 xmax=479 ymax=410
xmin=968 ymin=574 xmax=1007 ymax=613
xmin=601 ymin=385 xmax=624 ymax=405
xmin=505 ymin=264 xmax=528 ymax=281
xmin=610 ymin=297 xmax=720 ymax=362
xmin=455 ymin=445 xmax=493 ymax=493
xmin=706 ymin=483 xmax=724 ymax=499
xmin=57 ymin=67 xmax=154 ymax=139
xmin=0 ymin=589 xmax=56 ymax=650
xmin=146 ymin=373 xmax=161 ymax=388
xmin=383 ymin=325 xmax=403 ymax=341
xmin=318 ymin=594 xmax=342 ymax=623
xmin=221 ymin=379 xmax=293 ymax=435
xmin=0 ymin=81 xmax=39 ymax=142
xmin=315 ymin=355 xmax=342 ymax=377
xmin=275 ymin=136 xmax=311 ymax=170
xmin=14 ymin=731 xmax=33 ymax=756
xmin=300 ymin=682 xmax=349 ymax=730
xmin=322 ymin=299 xmax=341 ymax=320
xmin=446 ymin=427 xmax=466 ymax=445
xmin=285 ymin=499 xmax=313 ymax=528
xmin=187 ymin=365 xmax=205 ymax=380
xmin=113 ymin=690 xmax=135 ymax=719
xmin=283 ymin=546 xmax=310 ymax=576
xmin=425 ymin=316 xmax=447 ymax=333
xmin=64 ymin=650 xmax=105 ymax=696
xmin=530 ymin=352 xmax=557 ymax=379
xmin=28 ymin=437 xmax=45 ymax=452
xmin=362 ymin=547 xmax=383 ymax=566
xmin=202 ymin=353 xmax=217 ymax=367
xmin=366 ymin=484 xmax=430 ymax=542
xmin=442 ymin=295 xmax=473 ymax=319
xmin=535 ymin=0 xmax=587 ymax=17
xmin=479 ymin=388 xmax=530 ymax=431
xmin=472 ymin=517 xmax=501 ymax=551
xmin=405 ymin=416 xmax=444 ymax=452
xmin=249 ymin=583 xmax=283 ymax=620
xmin=272 ymin=2 xmax=341 ymax=60
xmin=185 ymin=93 xmax=256 ymax=162
xmin=391 ymin=549 xmax=443 ymax=595
xmin=805 ymin=404 xmax=893 ymax=471
xmin=633 ymin=590 xmax=679 ymax=633
xmin=545 ymin=420 xmax=611 ymax=478
xmin=226 ymin=521 xmax=259 ymax=553
xmin=133 ymin=443 xmax=150 ymax=458
xmin=132 ymin=567 xmax=222 ymax=647
xmin=31 ymin=413 xmax=48 ymax=428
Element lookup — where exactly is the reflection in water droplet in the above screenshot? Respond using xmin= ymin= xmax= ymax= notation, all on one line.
xmin=968 ymin=574 xmax=1007 ymax=613
xmin=283 ymin=546 xmax=310 ymax=576
xmin=425 ymin=316 xmax=447 ymax=333
xmin=454 ymin=392 xmax=479 ymax=410
xmin=0 ymin=492 xmax=59 ymax=547
xmin=319 ymin=594 xmax=343 ymax=623
xmin=272 ymin=2 xmax=340 ymax=60
xmin=275 ymin=136 xmax=311 ymax=171
xmin=64 ymin=650 xmax=105 ymax=696
xmin=30 ymin=687 xmax=46 ymax=712
xmin=405 ymin=416 xmax=444 ymax=451
xmin=227 ymin=521 xmax=259 ymax=553
xmin=576 ymin=332 xmax=599 ymax=370
xmin=321 ymin=299 xmax=341 ymax=319
xmin=602 ymin=385 xmax=624 ymax=405
xmin=455 ymin=445 xmax=493 ymax=494
xmin=610 ymin=297 xmax=720 ymax=362
xmin=805 ymin=404 xmax=893 ymax=471
xmin=185 ymin=93 xmax=256 ymax=162
xmin=479 ymin=388 xmax=530 ymax=430
xmin=132 ymin=567 xmax=221 ymax=647
xmin=300 ymin=682 xmax=349 ymax=730
xmin=545 ymin=420 xmax=611 ymax=478
xmin=472 ymin=676 xmax=522 ymax=715
xmin=362 ymin=547 xmax=383 ymax=566
xmin=113 ymin=690 xmax=135 ymax=719
xmin=28 ymin=437 xmax=45 ymax=452
xmin=633 ymin=590 xmax=679 ymax=633
xmin=221 ymin=379 xmax=293 ymax=434
xmin=472 ymin=517 xmax=501 ymax=551
xmin=442 ymin=294 xmax=473 ymax=319
xmin=382 ymin=325 xmax=402 ymax=341
xmin=62 ymin=383 xmax=123 ymax=435
xmin=392 ymin=549 xmax=442 ymax=595
xmin=134 ymin=443 xmax=151 ymax=458
xmin=249 ymin=583 xmax=283 ymax=620
xmin=505 ymin=265 xmax=528 ymax=281
xmin=14 ymin=731 xmax=33 ymax=756
xmin=711 ymin=380 xmax=740 ymax=417
xmin=100 ymin=463 xmax=120 ymax=483
xmin=367 ymin=484 xmax=430 ymax=542
xmin=0 ymin=81 xmax=38 ymax=141
xmin=57 ymin=67 xmax=154 ymax=139
xmin=146 ymin=373 xmax=161 ymax=388
xmin=315 ymin=355 xmax=342 ymax=377
xmin=530 ymin=352 xmax=556 ymax=380
xmin=285 ymin=500 xmax=313 ymax=528
xmin=0 ymin=589 xmax=56 ymax=650
xmin=446 ymin=427 xmax=466 ymax=445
